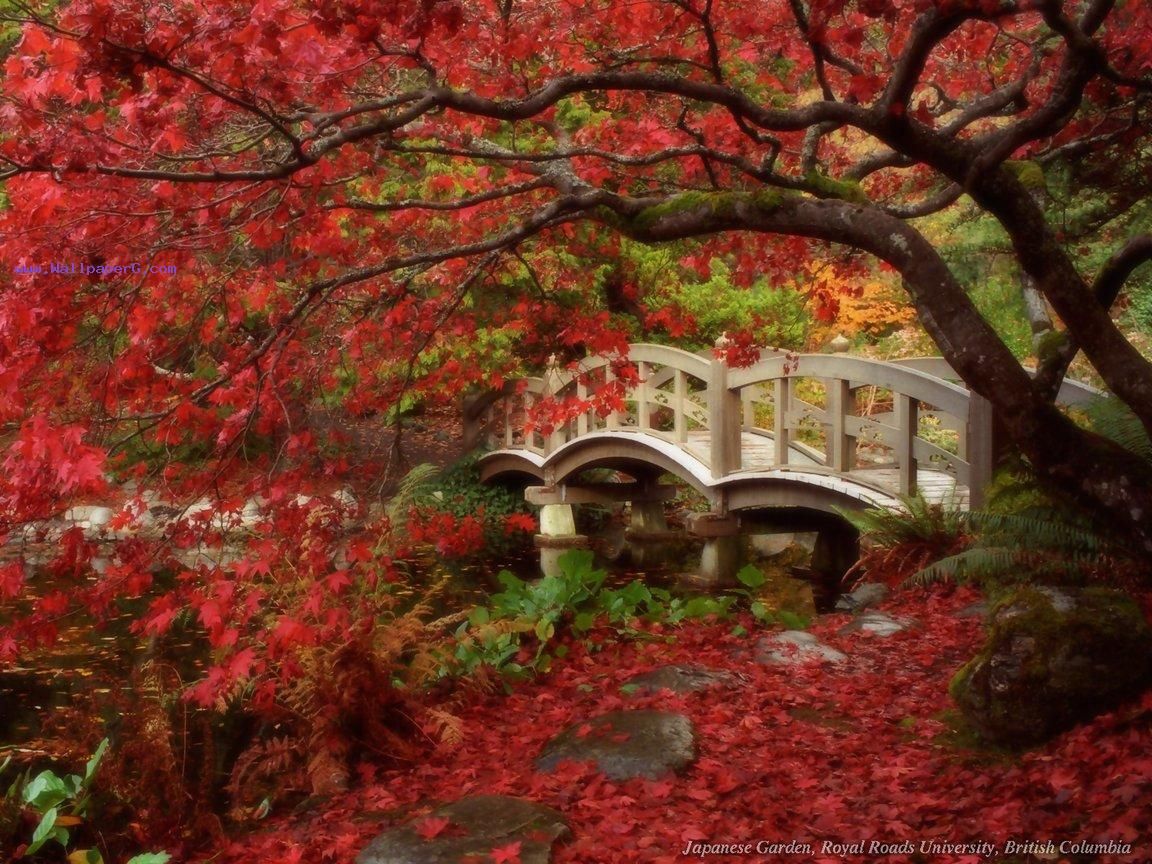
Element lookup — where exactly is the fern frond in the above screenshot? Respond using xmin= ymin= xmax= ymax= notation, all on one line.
xmin=839 ymin=493 xmax=967 ymax=546
xmin=386 ymin=463 xmax=442 ymax=525
xmin=1086 ymin=397 xmax=1152 ymax=461
xmin=423 ymin=708 xmax=465 ymax=748
xmin=968 ymin=512 xmax=1108 ymax=554
xmin=908 ymin=543 xmax=1106 ymax=589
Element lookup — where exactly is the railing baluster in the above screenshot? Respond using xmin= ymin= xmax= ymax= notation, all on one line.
xmin=967 ymin=392 xmax=995 ymax=508
xmin=708 ymin=344 xmax=741 ymax=477
xmin=896 ymin=393 xmax=919 ymax=495
xmin=504 ymin=398 xmax=513 ymax=448
xmin=606 ymin=363 xmax=619 ymax=430
xmin=637 ymin=361 xmax=650 ymax=429
xmin=577 ymin=378 xmax=589 ymax=436
xmin=524 ymin=392 xmax=536 ymax=450
xmin=774 ymin=378 xmax=791 ymax=466
xmin=674 ymin=369 xmax=687 ymax=443
xmin=828 ymin=378 xmax=853 ymax=472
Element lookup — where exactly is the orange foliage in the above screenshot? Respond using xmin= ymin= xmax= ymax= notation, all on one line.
xmin=804 ymin=263 xmax=916 ymax=345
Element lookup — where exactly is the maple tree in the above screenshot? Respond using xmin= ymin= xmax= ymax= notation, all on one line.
xmin=1 ymin=0 xmax=1149 ymax=552
xmin=1 ymin=1 xmax=1152 ymax=842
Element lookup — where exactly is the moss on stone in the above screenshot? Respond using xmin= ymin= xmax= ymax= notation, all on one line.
xmin=952 ymin=586 xmax=1152 ymax=748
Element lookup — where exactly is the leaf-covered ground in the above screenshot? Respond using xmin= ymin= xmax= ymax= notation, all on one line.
xmin=204 ymin=587 xmax=1152 ymax=863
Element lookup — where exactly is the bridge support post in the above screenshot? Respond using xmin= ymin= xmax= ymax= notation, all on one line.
xmin=966 ymin=393 xmax=997 ymax=509
xmin=688 ymin=512 xmax=742 ymax=586
xmin=535 ymin=504 xmax=589 ymax=578
xmin=699 ymin=536 xmax=742 ymax=586
xmin=624 ymin=500 xmax=681 ymax=568
xmin=810 ymin=517 xmax=860 ymax=591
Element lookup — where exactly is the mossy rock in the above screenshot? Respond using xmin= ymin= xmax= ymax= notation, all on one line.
xmin=950 ymin=586 xmax=1152 ymax=748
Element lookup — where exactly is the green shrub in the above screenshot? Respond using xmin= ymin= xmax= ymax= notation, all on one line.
xmin=390 ymin=455 xmax=534 ymax=557
xmin=447 ymin=550 xmax=732 ymax=677
xmin=651 ymin=258 xmax=811 ymax=350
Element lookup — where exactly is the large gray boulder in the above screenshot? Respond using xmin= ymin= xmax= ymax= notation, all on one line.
xmin=950 ymin=586 xmax=1152 ymax=747
xmin=536 ymin=710 xmax=696 ymax=780
xmin=356 ymin=795 xmax=569 ymax=864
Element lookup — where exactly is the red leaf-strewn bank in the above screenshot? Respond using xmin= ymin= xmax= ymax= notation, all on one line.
xmin=204 ymin=588 xmax=1152 ymax=863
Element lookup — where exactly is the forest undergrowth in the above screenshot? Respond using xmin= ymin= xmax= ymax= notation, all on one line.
xmin=200 ymin=586 xmax=1152 ymax=864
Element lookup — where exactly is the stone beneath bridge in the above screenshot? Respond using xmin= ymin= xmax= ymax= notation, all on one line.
xmin=834 ymin=583 xmax=890 ymax=613
xmin=536 ymin=710 xmax=697 ymax=780
xmin=355 ymin=795 xmax=569 ymax=864
xmin=839 ymin=611 xmax=912 ymax=637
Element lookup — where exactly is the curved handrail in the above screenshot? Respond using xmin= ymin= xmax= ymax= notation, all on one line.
xmin=889 ymin=356 xmax=1104 ymax=408
xmin=728 ymin=354 xmax=970 ymax=416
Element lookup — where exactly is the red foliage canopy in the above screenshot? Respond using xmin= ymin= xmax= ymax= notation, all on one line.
xmin=0 ymin=0 xmax=1150 ymax=704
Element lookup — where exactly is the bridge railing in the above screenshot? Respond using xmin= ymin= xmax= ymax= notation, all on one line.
xmin=724 ymin=353 xmax=975 ymax=496
xmin=470 ymin=344 xmax=1049 ymax=505
xmin=471 ymin=344 xmax=715 ymax=455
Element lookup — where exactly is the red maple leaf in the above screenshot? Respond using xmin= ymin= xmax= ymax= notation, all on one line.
xmin=414 ymin=816 xmax=452 ymax=840
xmin=489 ymin=840 xmax=522 ymax=863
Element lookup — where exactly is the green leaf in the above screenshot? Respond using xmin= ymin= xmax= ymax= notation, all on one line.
xmin=68 ymin=849 xmax=106 ymax=864
xmin=573 ymin=611 xmax=596 ymax=632
xmin=682 ymin=596 xmax=731 ymax=618
xmin=23 ymin=771 xmax=70 ymax=811
xmin=736 ymin=565 xmax=766 ymax=589
xmin=64 ymin=774 xmax=83 ymax=798
xmin=750 ymin=601 xmax=772 ymax=622
xmin=27 ymin=805 xmax=59 ymax=854
xmin=778 ymin=610 xmax=809 ymax=630
xmin=468 ymin=606 xmax=490 ymax=626
xmin=126 ymin=854 xmax=172 ymax=864
xmin=496 ymin=570 xmax=523 ymax=591
xmin=557 ymin=548 xmax=594 ymax=577
xmin=534 ymin=619 xmax=555 ymax=641
xmin=619 ymin=683 xmax=641 ymax=695
xmin=84 ymin=739 xmax=109 ymax=784
xmin=730 ymin=625 xmax=748 ymax=637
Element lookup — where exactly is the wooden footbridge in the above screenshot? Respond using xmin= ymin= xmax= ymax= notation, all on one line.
xmin=470 ymin=343 xmax=1099 ymax=518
